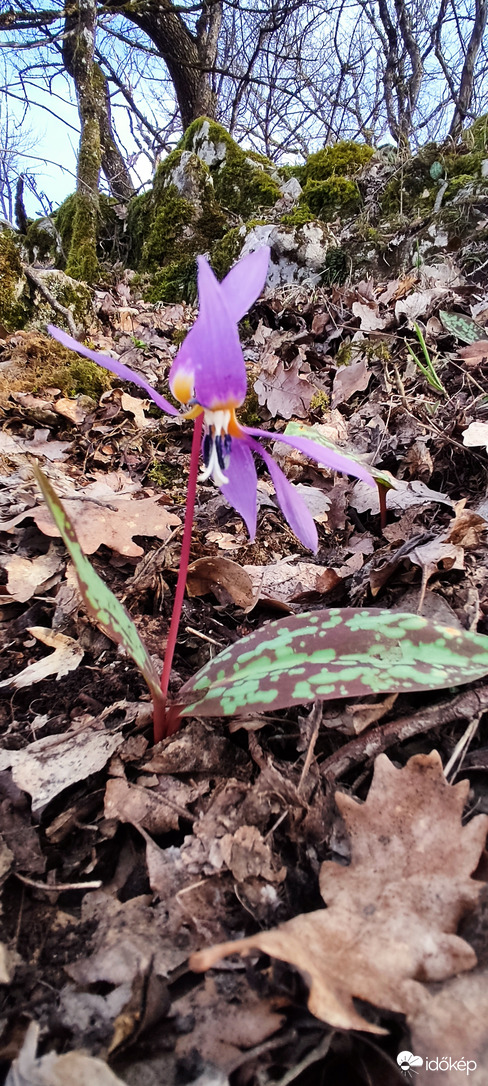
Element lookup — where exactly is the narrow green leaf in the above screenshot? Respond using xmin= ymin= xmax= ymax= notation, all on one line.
xmin=33 ymin=466 xmax=163 ymax=707
xmin=439 ymin=310 xmax=488 ymax=345
xmin=179 ymin=608 xmax=488 ymax=717
xmin=284 ymin=421 xmax=395 ymax=489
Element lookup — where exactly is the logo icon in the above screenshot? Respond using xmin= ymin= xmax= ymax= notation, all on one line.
xmin=397 ymin=1051 xmax=424 ymax=1076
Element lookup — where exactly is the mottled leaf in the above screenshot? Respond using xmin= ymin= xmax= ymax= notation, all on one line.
xmin=439 ymin=310 xmax=488 ymax=344
xmin=284 ymin=421 xmax=393 ymax=489
xmin=180 ymin=608 xmax=488 ymax=717
xmin=429 ymin=160 xmax=444 ymax=180
xmin=33 ymin=466 xmax=163 ymax=707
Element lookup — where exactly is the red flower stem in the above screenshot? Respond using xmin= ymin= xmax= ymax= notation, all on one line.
xmin=154 ymin=412 xmax=203 ymax=743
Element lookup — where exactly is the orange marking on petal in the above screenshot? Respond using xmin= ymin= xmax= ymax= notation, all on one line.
xmin=172 ymin=372 xmax=194 ymax=404
xmin=182 ymin=404 xmax=204 ymax=420
xmin=228 ymin=408 xmax=244 ymax=437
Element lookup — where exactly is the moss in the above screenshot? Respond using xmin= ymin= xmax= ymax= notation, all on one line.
xmin=379 ymin=144 xmax=441 ymax=216
xmin=55 ymin=356 xmax=112 ymax=398
xmin=282 ymin=206 xmax=315 ymax=227
xmin=0 ymin=231 xmax=29 ymax=331
xmin=335 ymin=341 xmax=353 ymax=367
xmin=146 ymin=257 xmax=197 ymax=304
xmin=66 ymin=114 xmax=101 ymax=284
xmin=279 ymin=163 xmax=306 ymax=184
xmin=146 ymin=459 xmax=182 ymax=487
xmin=210 ymin=227 xmax=243 ymax=279
xmin=446 ymin=151 xmax=484 ymax=178
xmin=25 ymin=219 xmax=59 ymax=264
xmin=238 ymin=387 xmax=262 ymax=427
xmin=30 ymin=271 xmax=92 ymax=329
xmin=301 ymin=177 xmax=361 ymax=220
xmin=126 ymin=192 xmax=152 ymax=268
xmin=304 ymin=141 xmax=373 ymax=183
xmin=0 ymin=334 xmax=112 ymax=399
xmin=463 ymin=114 xmax=488 ymax=152
xmin=321 ymin=247 xmax=349 ymax=285
xmin=444 ymin=174 xmax=482 ymax=202
xmin=309 ymin=389 xmax=330 ymax=415
xmin=142 ymin=187 xmax=197 ymax=268
xmin=55 ymin=193 xmax=78 ymax=256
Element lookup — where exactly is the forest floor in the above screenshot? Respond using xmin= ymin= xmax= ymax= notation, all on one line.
xmin=1 ymin=261 xmax=488 ymax=1085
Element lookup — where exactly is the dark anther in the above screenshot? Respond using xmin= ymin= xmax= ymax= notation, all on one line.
xmin=203 ymin=433 xmax=212 ymax=467
xmin=215 ymin=434 xmax=226 ymax=471
xmin=223 ymin=434 xmax=232 ymax=458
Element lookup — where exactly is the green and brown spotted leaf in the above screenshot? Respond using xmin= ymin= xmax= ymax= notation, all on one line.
xmin=439 ymin=310 xmax=488 ymax=345
xmin=179 ymin=608 xmax=488 ymax=717
xmin=284 ymin=421 xmax=394 ymax=490
xmin=33 ymin=466 xmax=164 ymax=708
xmin=190 ymin=751 xmax=488 ymax=1034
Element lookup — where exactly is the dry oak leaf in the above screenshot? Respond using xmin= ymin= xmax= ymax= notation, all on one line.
xmin=190 ymin=752 xmax=488 ymax=1034
xmin=35 ymin=494 xmax=180 ymax=557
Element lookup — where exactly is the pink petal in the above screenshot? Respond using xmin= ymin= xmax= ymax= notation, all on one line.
xmin=243 ymin=426 xmax=376 ymax=487
xmin=220 ymin=247 xmax=270 ymax=322
xmin=47 ymin=325 xmax=179 ymax=415
xmin=219 ymin=439 xmax=258 ymax=540
xmin=249 ymin=438 xmax=318 ymax=552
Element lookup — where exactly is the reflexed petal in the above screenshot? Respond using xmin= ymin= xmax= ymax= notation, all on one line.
xmin=243 ymin=425 xmax=376 ymax=487
xmin=219 ymin=439 xmax=258 ymax=540
xmin=170 ymin=257 xmax=247 ymax=410
xmin=47 ymin=325 xmax=179 ymax=415
xmin=249 ymin=438 xmax=318 ymax=552
xmin=220 ymin=247 xmax=270 ymax=322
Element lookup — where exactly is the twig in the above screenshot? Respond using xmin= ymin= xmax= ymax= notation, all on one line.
xmin=14 ymin=872 xmax=102 ymax=892
xmin=320 ymin=683 xmax=488 ymax=781
xmin=23 ymin=263 xmax=78 ymax=336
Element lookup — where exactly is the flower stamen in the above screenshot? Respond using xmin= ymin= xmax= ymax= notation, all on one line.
xmin=198 ymin=408 xmax=234 ymax=486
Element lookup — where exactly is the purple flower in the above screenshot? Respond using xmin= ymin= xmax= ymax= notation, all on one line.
xmin=48 ymin=248 xmax=375 ymax=552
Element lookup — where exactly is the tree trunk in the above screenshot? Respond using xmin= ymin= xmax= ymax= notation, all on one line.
xmin=449 ymin=0 xmax=488 ymax=141
xmin=106 ymin=0 xmax=219 ymax=129
xmin=63 ymin=0 xmax=102 ymax=282
xmin=97 ymin=65 xmax=135 ymax=201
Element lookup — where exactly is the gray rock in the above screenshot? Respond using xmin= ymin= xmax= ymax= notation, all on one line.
xmin=240 ymin=221 xmax=337 ymax=287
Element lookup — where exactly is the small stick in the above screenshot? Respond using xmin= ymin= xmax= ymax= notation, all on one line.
xmin=23 ymin=264 xmax=78 ymax=336
xmin=320 ymin=683 xmax=488 ymax=781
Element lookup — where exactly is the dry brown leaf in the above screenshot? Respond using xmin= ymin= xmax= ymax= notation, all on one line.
xmin=243 ymin=560 xmax=340 ymax=607
xmin=53 ymin=398 xmax=88 ymax=425
xmin=186 ymin=557 xmax=255 ymax=608
xmin=219 ymin=825 xmax=286 ymax=884
xmin=254 ymin=359 xmax=315 ymax=419
xmin=351 ymin=301 xmax=387 ymax=331
xmin=120 ymin=391 xmax=154 ymax=428
xmin=190 ymin=752 xmax=488 ymax=1034
xmin=331 ymin=357 xmax=371 ymax=407
xmin=409 ymin=966 xmax=488 ymax=1082
xmin=2 ymin=548 xmax=64 ymax=603
xmin=0 ymin=727 xmax=124 ymax=814
xmin=0 ymin=428 xmax=71 ymax=462
xmin=34 ymin=494 xmax=180 ymax=556
xmin=104 ymin=775 xmax=203 ymax=834
xmin=462 ymin=421 xmax=488 ymax=451
xmin=0 ymin=627 xmax=84 ymax=690
xmin=5 ymin=1022 xmax=126 ymax=1086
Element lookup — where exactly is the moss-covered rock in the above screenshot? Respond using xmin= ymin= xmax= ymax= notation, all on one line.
xmin=301 ymin=177 xmax=362 ymax=220
xmin=210 ymin=226 xmax=246 ymax=279
xmin=180 ymin=118 xmax=281 ymax=218
xmin=146 ymin=257 xmax=197 ymax=304
xmin=303 ymin=141 xmax=374 ymax=182
xmin=0 ymin=230 xmax=29 ymax=331
xmin=25 ymin=218 xmax=64 ymax=265
xmin=29 ymin=270 xmax=92 ymax=330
